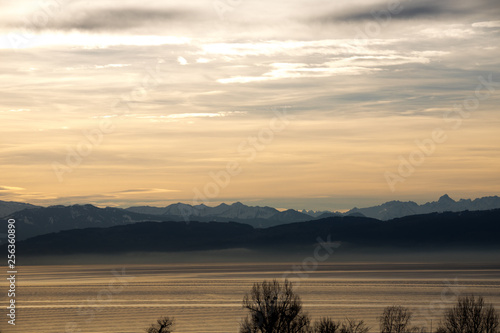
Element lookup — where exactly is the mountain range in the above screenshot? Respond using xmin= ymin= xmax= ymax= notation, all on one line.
xmin=126 ymin=202 xmax=315 ymax=224
xmin=6 ymin=203 xmax=314 ymax=240
xmin=126 ymin=194 xmax=500 ymax=221
xmin=3 ymin=194 xmax=500 ymax=241
xmin=5 ymin=204 xmax=165 ymax=240
xmin=345 ymin=194 xmax=500 ymax=220
xmin=0 ymin=200 xmax=40 ymax=218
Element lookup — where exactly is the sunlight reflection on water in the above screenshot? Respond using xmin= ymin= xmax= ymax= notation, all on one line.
xmin=8 ymin=263 xmax=500 ymax=333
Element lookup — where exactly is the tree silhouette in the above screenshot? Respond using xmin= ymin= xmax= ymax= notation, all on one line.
xmin=436 ymin=295 xmax=499 ymax=333
xmin=240 ymin=279 xmax=310 ymax=333
xmin=146 ymin=316 xmax=175 ymax=333
xmin=313 ymin=317 xmax=341 ymax=333
xmin=340 ymin=318 xmax=370 ymax=333
xmin=310 ymin=317 xmax=369 ymax=333
xmin=379 ymin=306 xmax=421 ymax=333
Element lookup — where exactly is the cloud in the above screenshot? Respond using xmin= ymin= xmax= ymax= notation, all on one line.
xmin=310 ymin=0 xmax=500 ymax=23
xmin=330 ymin=2 xmax=447 ymax=22
xmin=0 ymin=34 xmax=191 ymax=49
xmin=1 ymin=108 xmax=31 ymax=112
xmin=472 ymin=20 xmax=500 ymax=28
xmin=196 ymin=58 xmax=212 ymax=63
xmin=6 ymin=7 xmax=204 ymax=32
xmin=64 ymin=64 xmax=130 ymax=71
xmin=0 ymin=186 xmax=25 ymax=191
xmin=200 ymin=39 xmax=398 ymax=57
xmin=95 ymin=64 xmax=130 ymax=69
xmin=131 ymin=112 xmax=247 ymax=120
xmin=115 ymin=188 xmax=180 ymax=195
xmin=218 ymin=54 xmax=436 ymax=84
xmin=167 ymin=112 xmax=245 ymax=119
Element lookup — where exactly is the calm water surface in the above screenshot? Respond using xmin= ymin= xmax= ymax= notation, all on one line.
xmin=4 ymin=262 xmax=500 ymax=333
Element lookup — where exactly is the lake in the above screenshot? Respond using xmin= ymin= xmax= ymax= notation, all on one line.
xmin=7 ymin=262 xmax=500 ymax=333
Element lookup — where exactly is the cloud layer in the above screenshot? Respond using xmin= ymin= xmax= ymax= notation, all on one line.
xmin=1 ymin=0 xmax=499 ymax=210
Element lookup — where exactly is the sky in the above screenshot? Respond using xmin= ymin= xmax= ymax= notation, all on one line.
xmin=0 ymin=0 xmax=499 ymax=211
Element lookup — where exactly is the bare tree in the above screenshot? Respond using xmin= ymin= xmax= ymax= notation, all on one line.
xmin=313 ymin=317 xmax=341 ymax=333
xmin=341 ymin=318 xmax=370 ymax=333
xmin=146 ymin=316 xmax=175 ymax=333
xmin=240 ymin=279 xmax=311 ymax=333
xmin=437 ymin=295 xmax=499 ymax=333
xmin=379 ymin=306 xmax=421 ymax=333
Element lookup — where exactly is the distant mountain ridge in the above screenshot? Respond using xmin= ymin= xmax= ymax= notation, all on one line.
xmin=346 ymin=194 xmax=500 ymax=220
xmin=127 ymin=202 xmax=299 ymax=220
xmin=0 ymin=200 xmax=40 ymax=218
xmin=7 ymin=204 xmax=164 ymax=240
xmin=4 ymin=195 xmax=500 ymax=223
xmin=127 ymin=202 xmax=314 ymax=226
xmin=4 ymin=195 xmax=500 ymax=240
xmin=127 ymin=194 xmax=500 ymax=221
xmin=6 ymin=203 xmax=314 ymax=240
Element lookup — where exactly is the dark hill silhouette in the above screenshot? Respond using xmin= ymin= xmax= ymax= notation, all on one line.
xmin=13 ymin=209 xmax=500 ymax=255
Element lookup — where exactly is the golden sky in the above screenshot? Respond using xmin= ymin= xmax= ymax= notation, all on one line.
xmin=1 ymin=0 xmax=499 ymax=210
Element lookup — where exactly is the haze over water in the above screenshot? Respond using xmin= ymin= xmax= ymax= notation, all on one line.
xmin=9 ymin=262 xmax=500 ymax=333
